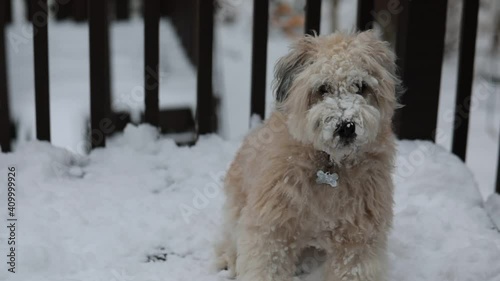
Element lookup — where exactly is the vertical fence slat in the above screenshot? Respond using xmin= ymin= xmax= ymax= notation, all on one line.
xmin=55 ymin=0 xmax=72 ymax=20
xmin=73 ymin=0 xmax=89 ymax=22
xmin=88 ymin=0 xmax=110 ymax=148
xmin=451 ymin=0 xmax=479 ymax=161
xmin=357 ymin=0 xmax=374 ymax=31
xmin=395 ymin=0 xmax=448 ymax=140
xmin=5 ymin=0 xmax=12 ymax=23
xmin=0 ymin=3 xmax=11 ymax=152
xmin=304 ymin=0 xmax=321 ymax=35
xmin=32 ymin=0 xmax=51 ymax=142
xmin=144 ymin=0 xmax=160 ymax=126
xmin=25 ymin=0 xmax=33 ymax=21
xmin=196 ymin=0 xmax=216 ymax=134
xmin=115 ymin=0 xmax=130 ymax=20
xmin=250 ymin=0 xmax=269 ymax=120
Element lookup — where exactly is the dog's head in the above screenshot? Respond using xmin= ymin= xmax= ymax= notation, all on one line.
xmin=274 ymin=31 xmax=400 ymax=163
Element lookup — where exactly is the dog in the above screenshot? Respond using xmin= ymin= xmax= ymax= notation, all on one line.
xmin=215 ymin=30 xmax=400 ymax=281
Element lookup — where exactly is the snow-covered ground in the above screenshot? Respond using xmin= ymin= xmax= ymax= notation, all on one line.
xmin=0 ymin=125 xmax=499 ymax=280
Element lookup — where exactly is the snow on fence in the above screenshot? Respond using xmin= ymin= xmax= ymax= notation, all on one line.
xmin=0 ymin=0 xmax=497 ymax=193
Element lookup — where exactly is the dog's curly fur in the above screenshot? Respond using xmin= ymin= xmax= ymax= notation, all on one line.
xmin=215 ymin=31 xmax=401 ymax=281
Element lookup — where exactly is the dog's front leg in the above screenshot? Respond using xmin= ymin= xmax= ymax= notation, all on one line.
xmin=236 ymin=222 xmax=298 ymax=281
xmin=324 ymin=238 xmax=388 ymax=281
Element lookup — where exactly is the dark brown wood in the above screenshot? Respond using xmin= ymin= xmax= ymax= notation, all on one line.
xmin=144 ymin=0 xmax=160 ymax=126
xmin=88 ymin=0 xmax=110 ymax=148
xmin=5 ymin=0 xmax=12 ymax=23
xmin=357 ymin=0 xmax=374 ymax=30
xmin=250 ymin=0 xmax=269 ymax=120
xmin=25 ymin=0 xmax=33 ymax=21
xmin=305 ymin=0 xmax=321 ymax=35
xmin=73 ymin=0 xmax=88 ymax=22
xmin=115 ymin=0 xmax=130 ymax=20
xmin=158 ymin=108 xmax=195 ymax=134
xmin=55 ymin=0 xmax=72 ymax=20
xmin=166 ymin=0 xmax=199 ymax=66
xmin=54 ymin=0 xmax=87 ymax=21
xmin=196 ymin=0 xmax=216 ymax=134
xmin=451 ymin=0 xmax=479 ymax=161
xmin=32 ymin=0 xmax=51 ymax=142
xmin=395 ymin=0 xmax=448 ymax=140
xmin=0 ymin=2 xmax=11 ymax=152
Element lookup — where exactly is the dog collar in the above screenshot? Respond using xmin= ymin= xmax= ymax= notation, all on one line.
xmin=316 ymin=170 xmax=339 ymax=187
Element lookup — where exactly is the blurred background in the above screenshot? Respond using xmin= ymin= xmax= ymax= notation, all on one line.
xmin=0 ymin=0 xmax=499 ymax=199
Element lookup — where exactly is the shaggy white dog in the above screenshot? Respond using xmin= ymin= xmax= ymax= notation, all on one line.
xmin=216 ymin=30 xmax=401 ymax=281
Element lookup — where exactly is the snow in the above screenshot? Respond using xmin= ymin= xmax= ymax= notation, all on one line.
xmin=486 ymin=194 xmax=500 ymax=231
xmin=0 ymin=125 xmax=499 ymax=280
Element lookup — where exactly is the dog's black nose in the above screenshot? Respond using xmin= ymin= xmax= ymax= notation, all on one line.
xmin=337 ymin=122 xmax=356 ymax=139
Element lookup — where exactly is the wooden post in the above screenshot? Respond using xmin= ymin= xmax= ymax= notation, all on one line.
xmin=73 ymin=0 xmax=88 ymax=22
xmin=115 ymin=0 xmax=130 ymax=20
xmin=88 ymin=0 xmax=111 ymax=148
xmin=395 ymin=0 xmax=448 ymax=140
xmin=0 ymin=1 xmax=11 ymax=152
xmin=144 ymin=0 xmax=160 ymax=126
xmin=5 ymin=0 xmax=12 ymax=23
xmin=451 ymin=0 xmax=479 ymax=161
xmin=32 ymin=0 xmax=51 ymax=142
xmin=196 ymin=0 xmax=216 ymax=134
xmin=250 ymin=0 xmax=269 ymax=120
xmin=25 ymin=0 xmax=33 ymax=21
xmin=357 ymin=0 xmax=374 ymax=31
xmin=305 ymin=0 xmax=321 ymax=35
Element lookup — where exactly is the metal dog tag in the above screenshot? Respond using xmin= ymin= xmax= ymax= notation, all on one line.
xmin=316 ymin=170 xmax=339 ymax=187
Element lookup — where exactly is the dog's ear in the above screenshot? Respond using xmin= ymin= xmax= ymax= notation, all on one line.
xmin=273 ymin=36 xmax=318 ymax=103
xmin=356 ymin=30 xmax=397 ymax=76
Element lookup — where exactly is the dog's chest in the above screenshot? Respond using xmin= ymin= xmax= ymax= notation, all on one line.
xmin=304 ymin=187 xmax=376 ymax=248
xmin=306 ymin=174 xmax=375 ymax=225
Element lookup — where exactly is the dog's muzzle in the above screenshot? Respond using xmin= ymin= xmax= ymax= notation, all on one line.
xmin=335 ymin=121 xmax=356 ymax=144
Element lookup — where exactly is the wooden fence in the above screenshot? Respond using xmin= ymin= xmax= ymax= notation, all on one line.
xmin=0 ymin=0 xmax=497 ymax=194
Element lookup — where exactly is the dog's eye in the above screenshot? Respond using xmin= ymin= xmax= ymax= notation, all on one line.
xmin=318 ymin=84 xmax=329 ymax=96
xmin=356 ymin=82 xmax=367 ymax=96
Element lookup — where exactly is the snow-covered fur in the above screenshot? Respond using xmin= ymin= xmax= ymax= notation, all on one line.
xmin=215 ymin=31 xmax=400 ymax=281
